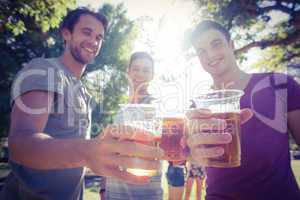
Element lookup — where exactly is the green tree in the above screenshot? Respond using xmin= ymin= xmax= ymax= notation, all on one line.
xmin=0 ymin=2 xmax=138 ymax=137
xmin=191 ymin=0 xmax=300 ymax=74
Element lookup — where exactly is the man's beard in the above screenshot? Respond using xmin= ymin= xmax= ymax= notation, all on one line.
xmin=70 ymin=45 xmax=89 ymax=65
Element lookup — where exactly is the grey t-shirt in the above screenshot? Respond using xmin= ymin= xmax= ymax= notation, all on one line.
xmin=3 ymin=57 xmax=92 ymax=200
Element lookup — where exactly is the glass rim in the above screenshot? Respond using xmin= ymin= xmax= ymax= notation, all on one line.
xmin=193 ymin=89 xmax=244 ymax=102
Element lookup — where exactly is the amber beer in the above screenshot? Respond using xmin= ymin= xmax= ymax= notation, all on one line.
xmin=126 ymin=136 xmax=161 ymax=177
xmin=121 ymin=104 xmax=162 ymax=177
xmin=160 ymin=117 xmax=186 ymax=161
xmin=191 ymin=89 xmax=244 ymax=168
xmin=128 ymin=117 xmax=186 ymax=176
xmin=203 ymin=112 xmax=241 ymax=168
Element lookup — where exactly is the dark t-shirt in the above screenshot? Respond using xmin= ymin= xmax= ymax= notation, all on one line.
xmin=206 ymin=73 xmax=300 ymax=200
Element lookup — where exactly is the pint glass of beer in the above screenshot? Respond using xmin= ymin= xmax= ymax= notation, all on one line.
xmin=190 ymin=90 xmax=244 ymax=168
xmin=118 ymin=104 xmax=162 ymax=176
xmin=160 ymin=117 xmax=186 ymax=161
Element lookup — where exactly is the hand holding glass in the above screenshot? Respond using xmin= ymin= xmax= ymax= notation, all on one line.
xmin=119 ymin=104 xmax=162 ymax=176
xmin=188 ymin=90 xmax=244 ymax=168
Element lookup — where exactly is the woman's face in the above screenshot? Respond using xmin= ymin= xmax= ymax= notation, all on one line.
xmin=128 ymin=58 xmax=154 ymax=86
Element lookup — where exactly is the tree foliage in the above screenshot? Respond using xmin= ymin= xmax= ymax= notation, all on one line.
xmin=192 ymin=0 xmax=300 ymax=72
xmin=0 ymin=0 xmax=76 ymax=35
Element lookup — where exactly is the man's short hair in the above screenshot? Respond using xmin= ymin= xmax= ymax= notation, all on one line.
xmin=60 ymin=7 xmax=108 ymax=33
xmin=191 ymin=20 xmax=231 ymax=44
xmin=129 ymin=52 xmax=154 ymax=68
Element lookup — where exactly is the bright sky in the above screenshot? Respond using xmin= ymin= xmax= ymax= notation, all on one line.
xmin=77 ymin=0 xmax=260 ymax=114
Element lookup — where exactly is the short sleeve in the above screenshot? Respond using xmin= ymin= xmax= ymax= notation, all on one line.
xmin=10 ymin=58 xmax=64 ymax=106
xmin=287 ymin=75 xmax=300 ymax=112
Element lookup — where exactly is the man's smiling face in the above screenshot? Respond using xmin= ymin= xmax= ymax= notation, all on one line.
xmin=63 ymin=14 xmax=105 ymax=65
xmin=193 ymin=28 xmax=236 ymax=77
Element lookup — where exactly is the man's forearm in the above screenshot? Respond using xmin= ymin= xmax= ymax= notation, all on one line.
xmin=9 ymin=133 xmax=93 ymax=170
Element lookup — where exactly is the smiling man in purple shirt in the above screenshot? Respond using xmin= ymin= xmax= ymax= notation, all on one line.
xmin=186 ymin=20 xmax=300 ymax=200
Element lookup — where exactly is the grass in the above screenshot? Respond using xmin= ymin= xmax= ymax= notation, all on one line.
xmin=84 ymin=187 xmax=100 ymax=200
xmin=292 ymin=160 xmax=300 ymax=184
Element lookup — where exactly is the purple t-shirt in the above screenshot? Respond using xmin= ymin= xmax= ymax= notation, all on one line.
xmin=206 ymin=73 xmax=300 ymax=200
